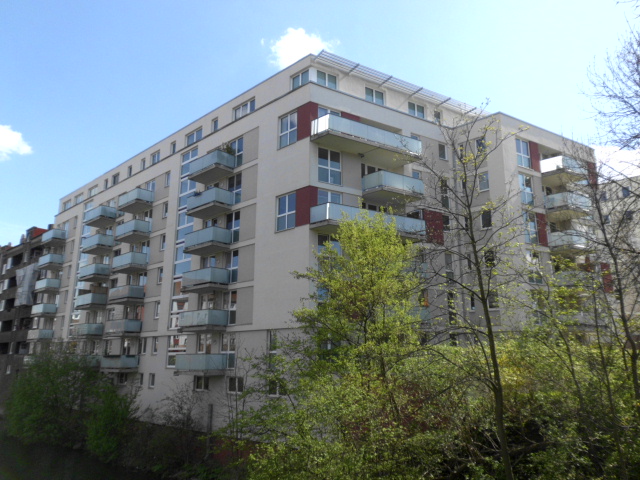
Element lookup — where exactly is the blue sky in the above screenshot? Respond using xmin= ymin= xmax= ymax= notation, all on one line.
xmin=0 ymin=0 xmax=636 ymax=245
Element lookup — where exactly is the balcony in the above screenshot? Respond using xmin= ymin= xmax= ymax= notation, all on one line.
xmin=41 ymin=229 xmax=67 ymax=247
xmin=81 ymin=234 xmax=114 ymax=255
xmin=115 ymin=219 xmax=151 ymax=244
xmin=27 ymin=329 xmax=54 ymax=341
xmin=311 ymin=114 xmax=422 ymax=169
xmin=78 ymin=263 xmax=110 ymax=282
xmin=100 ymin=355 xmax=139 ymax=372
xmin=549 ymin=230 xmax=589 ymax=254
xmin=545 ymin=192 xmax=591 ymax=222
xmin=118 ymin=188 xmax=154 ymax=214
xmin=188 ymin=150 xmax=236 ymax=185
xmin=31 ymin=304 xmax=57 ymax=317
xmin=75 ymin=293 xmax=108 ymax=310
xmin=37 ymin=253 xmax=64 ymax=271
xmin=361 ymin=171 xmax=424 ymax=207
xmin=108 ymin=285 xmax=145 ymax=306
xmin=184 ymin=226 xmax=232 ymax=257
xmin=84 ymin=205 xmax=121 ymax=228
xmin=111 ymin=252 xmax=148 ymax=274
xmin=541 ymin=156 xmax=588 ymax=188
xmin=174 ymin=353 xmax=235 ymax=375
xmin=186 ymin=188 xmax=235 ymax=219
xmin=34 ymin=278 xmax=61 ymax=293
xmin=70 ymin=323 xmax=104 ymax=337
xmin=182 ymin=267 xmax=231 ymax=294
xmin=103 ymin=319 xmax=142 ymax=336
xmin=554 ymin=270 xmax=593 ymax=288
xmin=178 ymin=309 xmax=229 ymax=332
xmin=310 ymin=203 xmax=425 ymax=239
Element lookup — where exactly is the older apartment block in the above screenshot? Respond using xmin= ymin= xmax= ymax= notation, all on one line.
xmin=10 ymin=52 xmax=598 ymax=427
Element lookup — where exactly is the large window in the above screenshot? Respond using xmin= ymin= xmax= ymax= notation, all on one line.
xmin=230 ymin=137 xmax=244 ymax=165
xmin=318 ymin=189 xmax=341 ymax=205
xmin=519 ymin=174 xmax=533 ymax=205
xmin=226 ymin=211 xmax=240 ymax=242
xmin=481 ymin=209 xmax=492 ymax=229
xmin=478 ymin=172 xmax=490 ymax=191
xmin=438 ymin=143 xmax=447 ymax=161
xmin=279 ymin=112 xmax=297 ymax=148
xmin=291 ymin=70 xmax=309 ymax=89
xmin=229 ymin=250 xmax=239 ymax=283
xmin=186 ymin=128 xmax=202 ymax=146
xmin=151 ymin=151 xmax=160 ymax=165
xmin=234 ymin=99 xmax=255 ymax=120
xmin=317 ymin=70 xmax=337 ymax=89
xmin=276 ymin=193 xmax=296 ymax=232
xmin=516 ymin=138 xmax=531 ymax=168
xmin=318 ymin=148 xmax=341 ymax=185
xmin=408 ymin=102 xmax=425 ymax=118
xmin=365 ymin=87 xmax=384 ymax=105
xmin=228 ymin=376 xmax=244 ymax=393
xmin=524 ymin=211 xmax=538 ymax=244
xmin=229 ymin=173 xmax=242 ymax=204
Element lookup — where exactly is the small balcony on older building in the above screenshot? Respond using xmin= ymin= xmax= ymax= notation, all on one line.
xmin=75 ymin=293 xmax=108 ymax=310
xmin=78 ymin=263 xmax=111 ymax=282
xmin=361 ymin=171 xmax=424 ymax=208
xmin=178 ymin=309 xmax=229 ymax=333
xmin=541 ymin=156 xmax=588 ymax=188
xmin=115 ymin=220 xmax=151 ymax=244
xmin=103 ymin=319 xmax=142 ymax=337
xmin=549 ymin=230 xmax=589 ymax=254
xmin=41 ymin=229 xmax=67 ymax=247
xmin=84 ymin=206 xmax=122 ymax=228
xmin=311 ymin=114 xmax=422 ymax=170
xmin=181 ymin=267 xmax=231 ymax=294
xmin=30 ymin=304 xmax=57 ymax=317
xmin=174 ymin=353 xmax=235 ymax=375
xmin=186 ymin=188 xmax=235 ymax=219
xmin=26 ymin=329 xmax=54 ymax=341
xmin=310 ymin=203 xmax=425 ymax=240
xmin=545 ymin=192 xmax=591 ymax=222
xmin=34 ymin=278 xmax=61 ymax=294
xmin=69 ymin=323 xmax=104 ymax=338
xmin=117 ymin=188 xmax=154 ymax=214
xmin=100 ymin=355 xmax=139 ymax=372
xmin=81 ymin=234 xmax=114 ymax=255
xmin=37 ymin=253 xmax=64 ymax=271
xmin=188 ymin=150 xmax=236 ymax=185
xmin=111 ymin=252 xmax=148 ymax=275
xmin=107 ymin=285 xmax=145 ymax=306
xmin=183 ymin=226 xmax=232 ymax=257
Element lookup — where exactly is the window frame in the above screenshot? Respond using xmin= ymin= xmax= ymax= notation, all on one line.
xmin=186 ymin=128 xmax=203 ymax=147
xmin=279 ymin=112 xmax=298 ymax=148
xmin=365 ymin=87 xmax=384 ymax=105
xmin=408 ymin=102 xmax=425 ymax=118
xmin=316 ymin=70 xmax=337 ymax=89
xmin=233 ymin=99 xmax=256 ymax=120
xmin=276 ymin=193 xmax=296 ymax=232
xmin=318 ymin=148 xmax=342 ymax=185
xmin=516 ymin=138 xmax=531 ymax=168
xmin=291 ymin=70 xmax=309 ymax=90
xmin=478 ymin=172 xmax=490 ymax=192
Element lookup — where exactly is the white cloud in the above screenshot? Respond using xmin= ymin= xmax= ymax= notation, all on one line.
xmin=593 ymin=145 xmax=640 ymax=179
xmin=270 ymin=28 xmax=339 ymax=69
xmin=0 ymin=125 xmax=32 ymax=162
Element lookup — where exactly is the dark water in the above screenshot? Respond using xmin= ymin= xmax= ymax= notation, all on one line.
xmin=0 ymin=428 xmax=161 ymax=480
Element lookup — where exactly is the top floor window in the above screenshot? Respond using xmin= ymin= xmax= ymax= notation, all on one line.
xmin=516 ymin=138 xmax=531 ymax=168
xmin=62 ymin=199 xmax=72 ymax=211
xmin=88 ymin=186 xmax=98 ymax=197
xmin=622 ymin=186 xmax=631 ymax=198
xmin=151 ymin=151 xmax=161 ymax=165
xmin=291 ymin=70 xmax=309 ymax=90
xmin=317 ymin=70 xmax=337 ymax=89
xmin=365 ymin=87 xmax=384 ymax=105
xmin=434 ymin=110 xmax=442 ymax=125
xmin=212 ymin=118 xmax=219 ymax=132
xmin=408 ymin=102 xmax=425 ymax=118
xmin=234 ymin=99 xmax=255 ymax=120
xmin=186 ymin=128 xmax=202 ymax=147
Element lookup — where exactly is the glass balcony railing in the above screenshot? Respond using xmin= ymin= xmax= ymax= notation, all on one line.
xmin=42 ymin=229 xmax=67 ymax=245
xmin=313 ymin=114 xmax=422 ymax=155
xmin=108 ymin=285 xmax=145 ymax=303
xmin=71 ymin=323 xmax=105 ymax=336
xmin=545 ymin=192 xmax=591 ymax=211
xmin=118 ymin=188 xmax=154 ymax=212
xmin=179 ymin=309 xmax=229 ymax=329
xmin=27 ymin=329 xmax=54 ymax=341
xmin=31 ymin=304 xmax=57 ymax=316
xmin=81 ymin=234 xmax=114 ymax=253
xmin=362 ymin=171 xmax=424 ymax=194
xmin=104 ymin=319 xmax=142 ymax=335
xmin=310 ymin=203 xmax=425 ymax=236
xmin=37 ymin=254 xmax=64 ymax=269
xmin=549 ymin=230 xmax=588 ymax=250
xmin=100 ymin=356 xmax=139 ymax=370
xmin=75 ymin=293 xmax=108 ymax=309
xmin=175 ymin=353 xmax=235 ymax=372
xmin=188 ymin=150 xmax=236 ymax=184
xmin=184 ymin=226 xmax=232 ymax=254
xmin=541 ymin=155 xmax=588 ymax=175
xmin=112 ymin=252 xmax=148 ymax=271
xmin=83 ymin=206 xmax=121 ymax=225
xmin=78 ymin=263 xmax=110 ymax=280
xmin=182 ymin=267 xmax=231 ymax=289
xmin=34 ymin=278 xmax=61 ymax=292
xmin=115 ymin=219 xmax=151 ymax=242
xmin=186 ymin=188 xmax=235 ymax=217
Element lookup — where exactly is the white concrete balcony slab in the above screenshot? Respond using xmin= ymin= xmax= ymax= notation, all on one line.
xmin=183 ymin=226 xmax=232 ymax=257
xmin=118 ymin=188 xmax=154 ymax=214
xmin=186 ymin=188 xmax=235 ymax=219
xmin=188 ymin=150 xmax=236 ymax=185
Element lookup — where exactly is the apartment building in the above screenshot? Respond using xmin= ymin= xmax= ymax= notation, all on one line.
xmin=22 ymin=51 xmax=596 ymax=427
xmin=0 ymin=227 xmax=46 ymax=404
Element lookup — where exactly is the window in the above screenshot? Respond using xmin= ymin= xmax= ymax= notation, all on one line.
xmin=291 ymin=70 xmax=309 ymax=89
xmin=160 ymin=234 xmax=166 ymax=251
xmin=318 ymin=106 xmax=340 ymax=117
xmin=75 ymin=193 xmax=84 ymax=205
xmin=212 ymin=118 xmax=219 ymax=132
xmin=194 ymin=376 xmax=209 ymax=391
xmin=276 ymin=193 xmax=296 ymax=231
xmin=318 ymin=190 xmax=341 ymax=205
xmin=118 ymin=373 xmax=128 ymax=385
xmin=365 ymin=87 xmax=384 ymax=105
xmin=524 ymin=212 xmax=538 ymax=244
xmin=230 ymin=137 xmax=244 ymax=166
xmin=234 ymin=99 xmax=255 ymax=120
xmin=279 ymin=112 xmax=298 ymax=148
xmin=152 ymin=337 xmax=158 ymax=354
xmin=157 ymin=267 xmax=164 ymax=284
xmin=622 ymin=186 xmax=631 ymax=198
xmin=165 ymin=172 xmax=171 ymax=187
xmin=624 ymin=210 xmax=635 ymax=222
xmin=104 ymin=179 xmax=109 ymax=190
xmin=516 ymin=138 xmax=531 ymax=168
xmin=412 ymin=170 xmax=422 ymax=180
xmin=162 ymin=201 xmax=169 ymax=218
xmin=526 ymin=251 xmax=542 ymax=284
xmin=442 ymin=215 xmax=450 ymax=231
xmin=479 ymin=172 xmax=490 ymax=191
xmin=112 ymin=173 xmax=119 ymax=186
xmin=408 ymin=102 xmax=425 ymax=118
xmin=226 ymin=211 xmax=240 ymax=242
xmin=600 ymin=191 xmax=608 ymax=202
xmin=519 ymin=174 xmax=533 ymax=205
xmin=148 ymin=373 xmax=155 ymax=388
xmin=170 ymin=141 xmax=176 ymax=154
xmin=229 ymin=173 xmax=242 ymax=203
xmin=317 ymin=70 xmax=337 ymax=89
xmin=434 ymin=111 xmax=442 ymax=124
xmin=88 ymin=186 xmax=98 ymax=197
xmin=140 ymin=158 xmax=146 ymax=170
xmin=186 ymin=128 xmax=202 ymax=146
xmin=488 ymin=292 xmax=499 ymax=309
xmin=318 ymin=148 xmax=341 ymax=185
xmin=480 ymin=210 xmax=493 ymax=228
xmin=440 ymin=179 xmax=449 ymax=209
xmin=151 ymin=151 xmax=160 ymax=165
xmin=469 ymin=294 xmax=476 ymax=311
xmin=476 ymin=138 xmax=486 ymax=153
xmin=438 ymin=144 xmax=447 ymax=161
xmin=228 ymin=376 xmax=244 ymax=393
xmin=229 ymin=250 xmax=239 ymax=283
xmin=62 ymin=199 xmax=72 ymax=211
xmin=146 ymin=180 xmax=156 ymax=192
xmin=127 ymin=165 xmax=133 ymax=177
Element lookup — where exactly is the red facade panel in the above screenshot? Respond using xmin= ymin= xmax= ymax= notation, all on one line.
xmin=536 ymin=213 xmax=548 ymax=247
xmin=295 ymin=186 xmax=319 ymax=227
xmin=530 ymin=141 xmax=541 ymax=172
xmin=296 ymin=102 xmax=319 ymax=141
xmin=601 ymin=262 xmax=614 ymax=293
xmin=341 ymin=112 xmax=360 ymax=122
xmin=587 ymin=161 xmax=598 ymax=187
xmin=422 ymin=210 xmax=444 ymax=245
